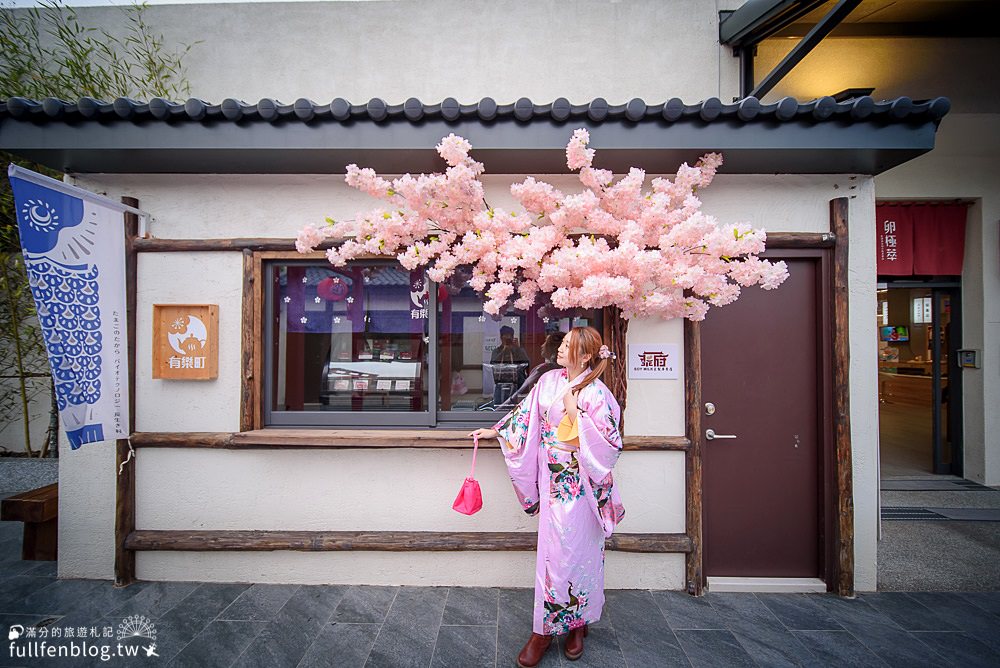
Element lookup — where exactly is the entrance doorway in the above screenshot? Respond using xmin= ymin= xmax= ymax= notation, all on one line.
xmin=876 ymin=282 xmax=963 ymax=476
xmin=701 ymin=251 xmax=831 ymax=581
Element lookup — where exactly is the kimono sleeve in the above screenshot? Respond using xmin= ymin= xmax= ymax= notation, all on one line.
xmin=575 ymin=382 xmax=624 ymax=487
xmin=492 ymin=381 xmax=543 ymax=515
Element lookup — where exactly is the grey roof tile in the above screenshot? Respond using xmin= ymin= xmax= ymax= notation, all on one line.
xmin=0 ymin=94 xmax=951 ymax=126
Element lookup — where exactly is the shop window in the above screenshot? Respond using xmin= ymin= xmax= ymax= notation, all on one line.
xmin=264 ymin=260 xmax=602 ymax=428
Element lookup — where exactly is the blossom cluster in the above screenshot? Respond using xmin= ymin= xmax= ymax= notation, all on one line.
xmin=296 ymin=129 xmax=788 ymax=320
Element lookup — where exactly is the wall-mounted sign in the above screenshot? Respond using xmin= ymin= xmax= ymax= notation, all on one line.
xmin=628 ymin=343 xmax=680 ymax=380
xmin=152 ymin=304 xmax=219 ymax=380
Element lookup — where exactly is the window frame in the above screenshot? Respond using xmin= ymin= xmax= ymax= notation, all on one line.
xmin=260 ymin=256 xmax=605 ymax=429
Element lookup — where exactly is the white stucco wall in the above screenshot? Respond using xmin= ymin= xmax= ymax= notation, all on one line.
xmin=60 ymin=171 xmax=878 ymax=590
xmin=71 ymin=0 xmax=740 ymax=107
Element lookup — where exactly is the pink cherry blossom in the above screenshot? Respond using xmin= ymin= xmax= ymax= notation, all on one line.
xmin=298 ymin=128 xmax=788 ymax=322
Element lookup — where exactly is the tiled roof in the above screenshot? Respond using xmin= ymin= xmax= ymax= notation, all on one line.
xmin=0 ymin=94 xmax=951 ymax=125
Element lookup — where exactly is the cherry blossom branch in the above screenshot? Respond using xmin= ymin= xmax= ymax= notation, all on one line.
xmin=296 ymin=129 xmax=789 ymax=321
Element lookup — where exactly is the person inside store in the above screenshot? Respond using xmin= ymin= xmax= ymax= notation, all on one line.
xmin=470 ymin=326 xmax=625 ymax=667
xmin=495 ymin=331 xmax=565 ymax=410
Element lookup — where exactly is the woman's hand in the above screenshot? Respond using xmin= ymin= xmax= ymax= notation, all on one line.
xmin=562 ymin=390 xmax=579 ymax=421
xmin=469 ymin=428 xmax=499 ymax=441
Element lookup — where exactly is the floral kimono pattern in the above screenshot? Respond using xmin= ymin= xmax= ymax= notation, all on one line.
xmin=494 ymin=368 xmax=625 ymax=636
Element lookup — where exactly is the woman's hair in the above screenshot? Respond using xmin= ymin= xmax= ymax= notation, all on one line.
xmin=565 ymin=326 xmax=609 ymax=395
xmin=542 ymin=332 xmax=565 ymax=362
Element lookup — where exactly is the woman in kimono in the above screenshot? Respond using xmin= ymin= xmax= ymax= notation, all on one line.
xmin=471 ymin=326 xmax=625 ymax=667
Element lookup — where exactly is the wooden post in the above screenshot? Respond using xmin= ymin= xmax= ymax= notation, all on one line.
xmin=240 ymin=249 xmax=255 ymax=431
xmin=830 ymin=197 xmax=855 ymax=596
xmin=114 ymin=198 xmax=138 ymax=587
xmin=684 ymin=319 xmax=704 ymax=595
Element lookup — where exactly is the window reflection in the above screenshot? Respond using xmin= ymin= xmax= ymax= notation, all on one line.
xmin=438 ymin=270 xmax=601 ymax=414
xmin=272 ymin=263 xmax=429 ymax=412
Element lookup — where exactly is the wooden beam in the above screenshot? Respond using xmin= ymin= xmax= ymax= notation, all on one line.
xmin=132 ymin=233 xmax=835 ymax=254
xmin=830 ymin=197 xmax=854 ymax=596
xmin=765 ymin=232 xmax=835 ymax=249
xmin=129 ymin=430 xmax=690 ymax=451
xmin=114 ymin=198 xmax=139 ymax=588
xmin=125 ymin=529 xmax=692 ymax=553
xmin=684 ymin=319 xmax=705 ymax=596
xmin=135 ymin=238 xmax=299 ymax=252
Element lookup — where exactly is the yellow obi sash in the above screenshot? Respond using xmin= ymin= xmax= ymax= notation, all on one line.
xmin=556 ymin=413 xmax=580 ymax=447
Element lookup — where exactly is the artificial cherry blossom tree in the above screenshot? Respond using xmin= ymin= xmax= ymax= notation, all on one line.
xmin=296 ymin=129 xmax=788 ymax=322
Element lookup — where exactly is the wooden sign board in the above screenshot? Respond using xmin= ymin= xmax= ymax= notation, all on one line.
xmin=152 ymin=304 xmax=219 ymax=380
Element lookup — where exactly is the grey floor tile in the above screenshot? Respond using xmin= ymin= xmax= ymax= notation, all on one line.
xmin=166 ymin=583 xmax=253 ymax=623
xmin=568 ymin=626 xmax=627 ymax=668
xmin=116 ymin=613 xmax=200 ymax=665
xmin=365 ymin=586 xmax=449 ymax=668
xmin=858 ymin=593 xmax=958 ymax=632
xmin=605 ymin=590 xmax=688 ymax=667
xmin=730 ymin=622 xmax=818 ymax=668
xmin=231 ymin=585 xmax=346 ymax=668
xmin=0 ymin=559 xmax=48 ymax=578
xmin=756 ymin=593 xmax=844 ymax=631
xmin=651 ymin=591 xmax=726 ymax=631
xmin=905 ymin=592 xmax=1000 ymax=654
xmin=705 ymin=593 xmax=784 ymax=630
xmin=333 ymin=585 xmax=398 ymax=623
xmin=792 ymin=630 xmax=888 ymax=667
xmin=912 ymin=631 xmax=1000 ymax=668
xmin=496 ymin=588 xmax=562 ymax=668
xmin=674 ymin=630 xmax=756 ymax=668
xmin=52 ymin=581 xmax=152 ymax=631
xmin=24 ymin=562 xmax=56 ymax=577
xmin=432 ymin=624 xmax=497 ymax=668
xmin=0 ymin=538 xmax=23 ymax=561
xmin=442 ymin=587 xmax=499 ymax=625
xmin=106 ymin=580 xmax=201 ymax=619
xmin=216 ymin=584 xmax=300 ymax=621
xmin=167 ymin=620 xmax=268 ymax=668
xmin=848 ymin=625 xmax=950 ymax=668
xmin=0 ymin=576 xmax=58 ymax=612
xmin=6 ymin=578 xmax=106 ymax=616
xmin=298 ymin=622 xmax=380 ymax=668
xmin=960 ymin=592 xmax=1000 ymax=617
xmin=809 ymin=594 xmax=904 ymax=631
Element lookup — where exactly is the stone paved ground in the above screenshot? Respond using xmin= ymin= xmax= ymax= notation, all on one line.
xmin=1 ymin=518 xmax=999 ymax=668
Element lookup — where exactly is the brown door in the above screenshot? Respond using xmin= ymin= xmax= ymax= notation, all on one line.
xmin=701 ymin=253 xmax=826 ymax=578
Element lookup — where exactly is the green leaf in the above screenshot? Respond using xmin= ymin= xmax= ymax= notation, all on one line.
xmin=547 ymin=463 xmax=565 ymax=473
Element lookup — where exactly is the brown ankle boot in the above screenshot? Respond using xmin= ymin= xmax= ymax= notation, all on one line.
xmin=516 ymin=633 xmax=552 ymax=668
xmin=563 ymin=624 xmax=588 ymax=661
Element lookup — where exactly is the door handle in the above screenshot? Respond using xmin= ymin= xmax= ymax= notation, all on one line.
xmin=706 ymin=429 xmax=737 ymax=441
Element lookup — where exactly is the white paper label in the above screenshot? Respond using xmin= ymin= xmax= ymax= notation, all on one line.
xmin=628 ymin=343 xmax=680 ymax=379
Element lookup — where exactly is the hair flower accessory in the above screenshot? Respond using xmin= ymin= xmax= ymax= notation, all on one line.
xmin=598 ymin=345 xmax=616 ymax=360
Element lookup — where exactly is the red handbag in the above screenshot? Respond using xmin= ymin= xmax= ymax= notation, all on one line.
xmin=453 ymin=435 xmax=483 ymax=515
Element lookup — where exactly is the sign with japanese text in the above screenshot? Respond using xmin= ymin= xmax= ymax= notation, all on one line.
xmin=876 ymin=205 xmax=914 ymax=275
xmin=627 ymin=343 xmax=680 ymax=380
xmin=8 ymin=165 xmax=130 ymax=449
xmin=152 ymin=305 xmax=219 ymax=380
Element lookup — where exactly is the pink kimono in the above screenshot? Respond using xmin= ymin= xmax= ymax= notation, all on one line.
xmin=493 ymin=368 xmax=625 ymax=636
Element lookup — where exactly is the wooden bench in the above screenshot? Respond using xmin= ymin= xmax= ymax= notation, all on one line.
xmin=1 ymin=483 xmax=58 ymax=560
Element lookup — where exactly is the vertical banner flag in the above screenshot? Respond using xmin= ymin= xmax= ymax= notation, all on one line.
xmin=8 ymin=165 xmax=130 ymax=449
